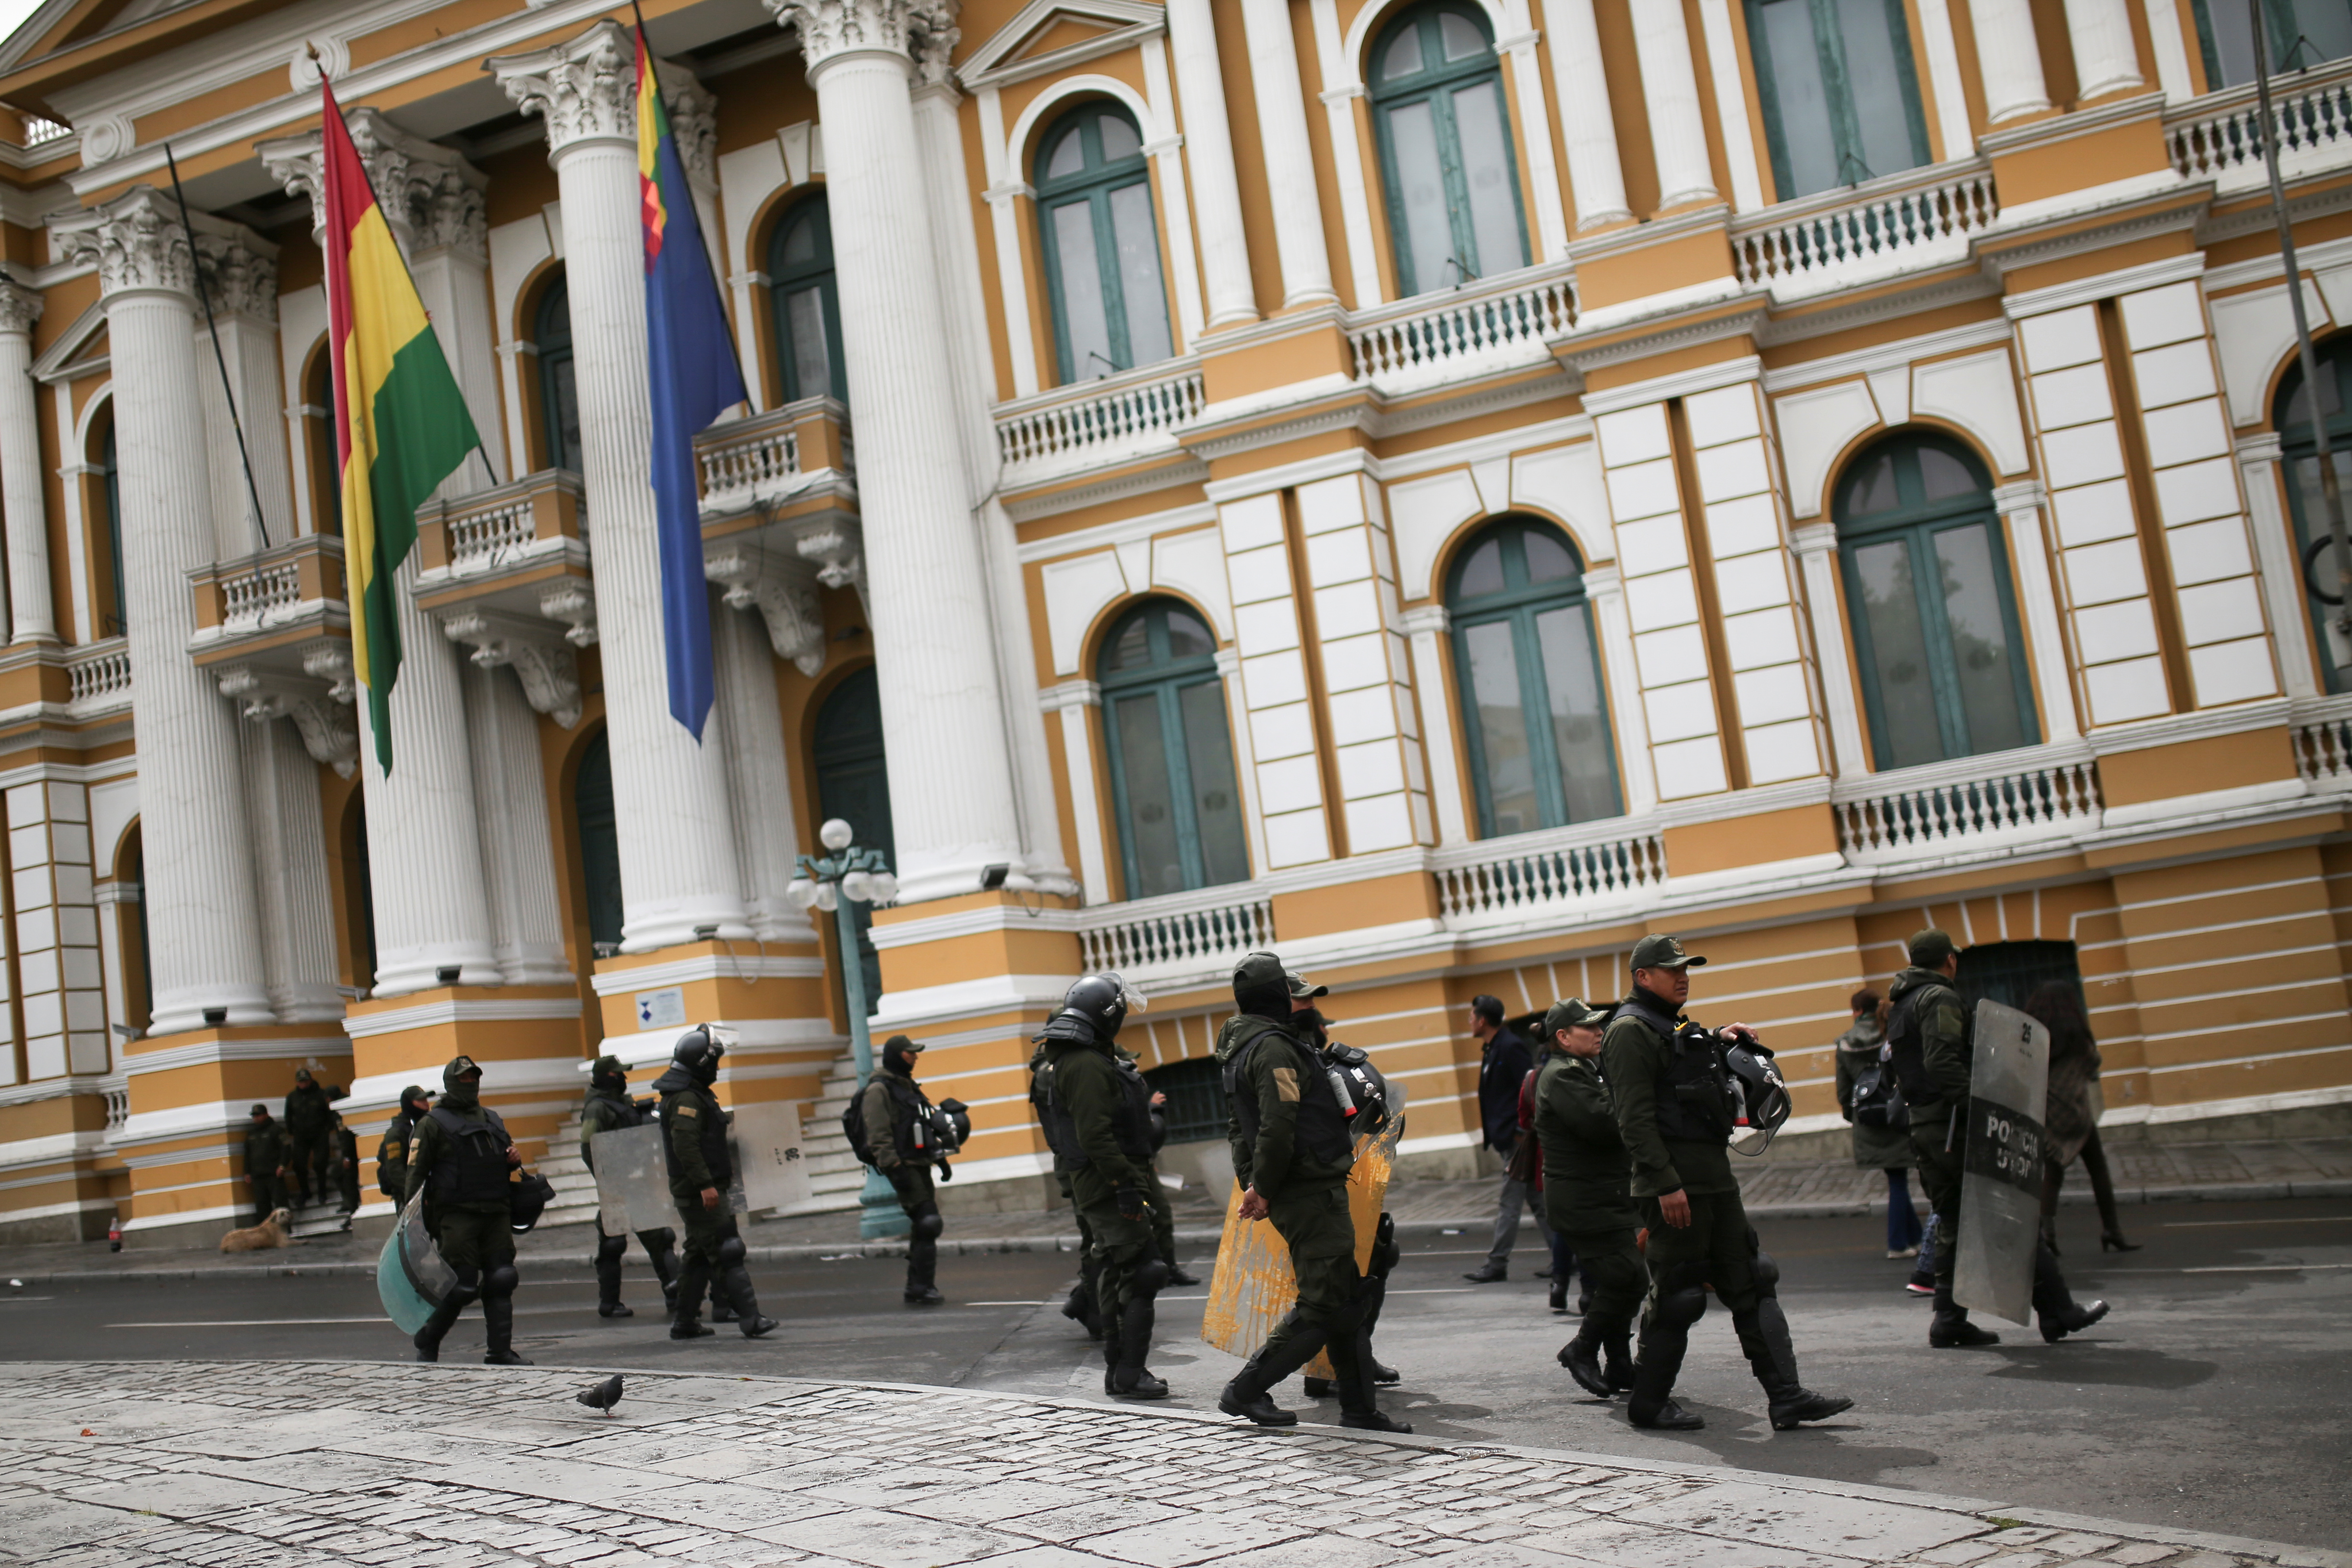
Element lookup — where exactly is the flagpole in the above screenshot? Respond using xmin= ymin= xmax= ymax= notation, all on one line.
xmin=164 ymin=142 xmax=273 ymax=553
xmin=629 ymin=1 xmax=751 ymax=382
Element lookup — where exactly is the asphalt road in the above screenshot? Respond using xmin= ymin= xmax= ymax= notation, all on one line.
xmin=5 ymin=1197 xmax=2345 ymax=1550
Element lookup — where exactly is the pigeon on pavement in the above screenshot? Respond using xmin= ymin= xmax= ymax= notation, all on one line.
xmin=576 ymin=1374 xmax=624 ymax=1417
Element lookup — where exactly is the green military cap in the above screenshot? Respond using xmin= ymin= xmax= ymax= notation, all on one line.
xmin=883 ymin=1033 xmax=925 ymax=1053
xmin=1285 ymin=970 xmax=1328 ymax=999
xmin=1233 ymin=950 xmax=1288 ymax=992
xmin=444 ymin=1055 xmax=483 ymax=1084
xmin=1630 ymin=933 xmax=1705 ymax=970
xmin=592 ymin=1054 xmax=625 ymax=1076
xmin=1543 ymin=997 xmax=1606 ymax=1038
xmin=1908 ymin=928 xmax=1957 ymax=968
xmin=249 ymin=1103 xmax=268 ymax=1116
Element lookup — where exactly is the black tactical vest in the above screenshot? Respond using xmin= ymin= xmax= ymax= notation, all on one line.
xmin=585 ymin=1089 xmax=645 ymax=1133
xmin=877 ymin=1071 xmax=933 ymax=1162
xmin=1886 ymin=982 xmax=1969 ymax=1109
xmin=1620 ymin=998 xmax=1737 ymax=1143
xmin=1224 ymin=1018 xmax=1353 ymax=1167
xmin=1034 ymin=1045 xmax=1153 ymax=1169
xmin=661 ymin=1085 xmax=733 ymax=1187
xmin=424 ymin=1105 xmax=513 ymax=1206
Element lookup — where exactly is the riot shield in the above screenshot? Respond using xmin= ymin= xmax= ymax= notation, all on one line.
xmin=1202 ymin=1084 xmax=1408 ymax=1370
xmin=1954 ymin=998 xmax=2051 ymax=1327
xmin=375 ymin=1191 xmax=456 ymax=1334
xmin=728 ymin=1100 xmax=814 ymax=1216
xmin=590 ymin=1122 xmax=673 ymax=1238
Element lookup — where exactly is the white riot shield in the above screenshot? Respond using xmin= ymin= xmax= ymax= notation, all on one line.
xmin=375 ymin=1191 xmax=455 ymax=1334
xmin=1954 ymin=998 xmax=2051 ymax=1327
xmin=590 ymin=1122 xmax=673 ymax=1238
xmin=728 ymin=1100 xmax=814 ymax=1216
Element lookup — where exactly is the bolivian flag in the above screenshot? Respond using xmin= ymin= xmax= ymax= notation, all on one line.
xmin=322 ymin=77 xmax=485 ymax=771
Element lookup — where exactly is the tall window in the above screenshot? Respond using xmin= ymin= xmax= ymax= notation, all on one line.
xmin=1835 ymin=434 xmax=2038 ymax=769
xmin=1035 ymin=103 xmax=1173 ymax=383
xmin=304 ymin=347 xmax=341 ymax=537
xmin=813 ymin=666 xmax=895 ymax=1014
xmin=573 ymin=729 xmax=623 ymax=959
xmin=2196 ymin=0 xmax=2352 ymax=86
xmin=1747 ymin=0 xmax=1929 ymax=199
xmin=1371 ymin=1 xmax=1528 ymax=296
xmin=1098 ymin=599 xmax=1247 ymax=898
xmin=768 ymin=196 xmax=846 ymax=403
xmin=1447 ymin=518 xmax=1619 ymax=837
xmin=98 ymin=418 xmax=126 ymax=637
xmin=2275 ymin=337 xmax=2352 ymax=691
xmin=534 ymin=275 xmax=582 ymax=474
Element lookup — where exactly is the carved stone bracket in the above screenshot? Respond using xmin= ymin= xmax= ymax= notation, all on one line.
xmin=440 ymin=609 xmax=583 ymax=729
xmin=705 ymin=541 xmax=826 ymax=676
xmin=302 ymin=641 xmax=357 ymax=704
xmin=215 ymin=663 xmax=359 ymax=778
xmin=537 ymin=581 xmax=600 ymax=647
xmin=794 ymin=522 xmax=868 ymax=618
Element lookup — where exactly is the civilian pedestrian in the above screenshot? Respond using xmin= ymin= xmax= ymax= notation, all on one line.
xmin=1833 ymin=988 xmax=1922 ymax=1260
xmin=1463 ymin=994 xmax=1547 ymax=1283
xmin=2025 ymin=981 xmax=2138 ymax=1254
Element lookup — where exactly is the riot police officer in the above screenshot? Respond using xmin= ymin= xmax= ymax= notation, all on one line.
xmin=283 ymin=1067 xmax=333 ymax=1205
xmin=1215 ymin=951 xmax=1409 ymax=1433
xmin=1033 ymin=973 xmax=1170 ymax=1399
xmin=1032 ymin=1043 xmax=1104 ymax=1338
xmin=403 ymin=1056 xmax=531 ymax=1365
xmin=651 ymin=1027 xmax=779 ymax=1341
xmin=1535 ymin=997 xmax=1641 ymax=1400
xmin=1604 ymin=934 xmax=1848 ymax=1431
xmin=377 ymin=1085 xmax=430 ymax=1206
xmin=858 ymin=1034 xmax=947 ymax=1306
xmin=242 ymin=1103 xmax=286 ymax=1224
xmin=579 ymin=1054 xmax=680 ymax=1320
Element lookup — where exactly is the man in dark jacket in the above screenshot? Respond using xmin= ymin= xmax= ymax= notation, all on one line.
xmin=328 ymin=1109 xmax=360 ymax=1215
xmin=1465 ymin=994 xmax=1547 ymax=1282
xmin=652 ymin=1027 xmax=778 ymax=1341
xmin=282 ymin=1067 xmax=333 ymax=1205
xmin=377 ymin=1085 xmax=430 ymax=1205
xmin=579 ymin=1055 xmax=679 ymax=1320
xmin=1889 ymin=929 xmax=2109 ymax=1348
xmin=403 ymin=1056 xmax=529 ymax=1365
xmin=1604 ymin=934 xmax=1849 ymax=1433
xmin=241 ymin=1104 xmax=286 ymax=1223
xmin=1215 ymin=951 xmax=1409 ymax=1433
xmin=1534 ymin=998 xmax=1640 ymax=1400
xmin=859 ymin=1034 xmax=946 ymax=1306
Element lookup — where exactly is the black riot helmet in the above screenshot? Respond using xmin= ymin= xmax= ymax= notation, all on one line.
xmin=1057 ymin=973 xmax=1144 ymax=1041
xmin=1724 ymin=1035 xmax=1790 ymax=1155
xmin=672 ymin=1025 xmax=725 ymax=1084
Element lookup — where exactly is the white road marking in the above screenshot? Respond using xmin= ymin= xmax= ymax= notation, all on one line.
xmin=2161 ymin=1215 xmax=2352 ymax=1227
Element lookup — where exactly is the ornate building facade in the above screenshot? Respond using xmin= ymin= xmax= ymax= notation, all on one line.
xmin=0 ymin=0 xmax=2348 ymax=1242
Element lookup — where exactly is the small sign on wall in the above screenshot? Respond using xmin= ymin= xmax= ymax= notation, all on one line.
xmin=635 ymin=986 xmax=686 ymax=1030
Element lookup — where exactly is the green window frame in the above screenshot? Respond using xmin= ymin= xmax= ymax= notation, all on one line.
xmin=1835 ymin=434 xmax=2040 ymax=769
xmin=1035 ymin=103 xmax=1174 ymax=385
xmin=2273 ymin=336 xmax=2352 ymax=692
xmin=99 ymin=417 xmax=126 ymax=636
xmin=2194 ymin=0 xmax=2352 ymax=86
xmin=1097 ymin=598 xmax=1249 ymax=899
xmin=1445 ymin=518 xmax=1621 ymax=838
xmin=768 ymin=195 xmax=847 ymax=404
xmin=534 ymin=275 xmax=583 ymax=475
xmin=1369 ymin=0 xmax=1529 ymax=296
xmin=1746 ymin=0 xmax=1930 ymax=200
xmin=813 ymin=665 xmax=896 ymax=1014
xmin=573 ymin=728 xmax=623 ymax=959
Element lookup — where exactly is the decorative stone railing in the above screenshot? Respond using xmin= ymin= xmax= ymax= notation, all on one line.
xmin=65 ymin=639 xmax=131 ymax=709
xmin=701 ymin=411 xmax=799 ymax=501
xmin=697 ymin=396 xmax=854 ymax=522
xmin=2292 ymin=696 xmax=2352 ymax=783
xmin=1833 ymin=748 xmax=2101 ymax=859
xmin=1075 ymin=884 xmax=1273 ymax=975
xmin=1433 ymin=818 xmax=1666 ymax=924
xmin=1348 ymin=261 xmax=1577 ymax=384
xmin=995 ymin=359 xmax=1205 ymax=469
xmin=190 ymin=533 xmax=346 ymax=642
xmin=418 ymin=469 xmax=586 ymax=577
xmin=2167 ymin=58 xmax=2352 ymax=184
xmin=1731 ymin=161 xmax=1997 ymax=288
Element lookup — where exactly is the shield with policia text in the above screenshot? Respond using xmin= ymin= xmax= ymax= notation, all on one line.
xmin=375 ymin=1191 xmax=457 ymax=1334
xmin=1954 ymin=998 xmax=2051 ymax=1327
xmin=591 ymin=1122 xmax=673 ymax=1238
xmin=727 ymin=1100 xmax=815 ymax=1216
xmin=1201 ymin=1083 xmax=1407 ymax=1376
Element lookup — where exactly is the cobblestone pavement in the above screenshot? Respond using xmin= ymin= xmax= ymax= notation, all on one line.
xmin=0 ymin=1362 xmax=2340 ymax=1568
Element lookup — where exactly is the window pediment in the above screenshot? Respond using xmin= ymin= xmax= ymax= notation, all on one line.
xmin=960 ymin=0 xmax=1165 ymax=92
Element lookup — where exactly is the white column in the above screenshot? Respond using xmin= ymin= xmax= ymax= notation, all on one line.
xmin=1631 ymin=0 xmax=1717 ymax=210
xmin=2240 ymin=437 xmax=2324 ymax=698
xmin=461 ymin=662 xmax=573 ymax=984
xmin=495 ymin=23 xmax=753 ymax=943
xmin=710 ymin=596 xmax=811 ymax=942
xmin=1237 ymin=0 xmax=1337 ymax=308
xmin=1215 ymin=646 xmax=1270 ymax=877
xmin=1914 ymin=0 xmax=1979 ymax=159
xmin=2142 ymin=0 xmax=2196 ymax=102
xmin=1580 ymin=564 xmax=1660 ymax=815
xmin=52 ymin=189 xmax=271 ymax=1033
xmin=1695 ymin=0 xmax=1766 ymax=212
xmin=241 ymin=716 xmax=344 ymax=1020
xmin=0 ymin=279 xmax=50 ymax=643
xmin=407 ymin=178 xmax=505 ymax=491
xmin=187 ymin=231 xmax=292 ymax=560
xmin=2063 ymin=0 xmax=2145 ymax=100
xmin=1542 ymin=0 xmax=1630 ymax=231
xmin=1970 ymin=0 xmax=2054 ymax=123
xmin=1042 ymin=681 xmax=1109 ymax=903
xmin=762 ymin=0 xmax=1029 ymax=903
xmin=1165 ymin=0 xmax=1258 ymax=328
xmin=1791 ymin=524 xmax=1867 ymax=776
xmin=1401 ymin=607 xmax=1470 ymax=846
xmin=1992 ymin=481 xmax=2082 ymax=744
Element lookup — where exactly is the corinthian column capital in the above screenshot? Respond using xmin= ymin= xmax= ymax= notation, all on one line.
xmin=765 ymin=0 xmax=958 ymax=79
xmin=491 ymin=20 xmax=639 ymax=154
xmin=50 ymin=187 xmax=196 ymax=299
xmin=0 ymin=275 xmax=42 ymax=336
xmin=195 ymin=231 xmax=278 ymax=323
xmin=262 ymin=109 xmax=490 ymax=263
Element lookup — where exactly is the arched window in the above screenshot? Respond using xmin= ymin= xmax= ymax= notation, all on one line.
xmin=1370 ymin=0 xmax=1528 ymax=297
xmin=2196 ymin=0 xmax=2352 ymax=87
xmin=813 ymin=666 xmax=895 ymax=1014
xmin=534 ymin=275 xmax=583 ymax=474
xmin=1097 ymin=599 xmax=1247 ymax=898
xmin=303 ymin=347 xmax=341 ymax=538
xmin=768 ymin=196 xmax=846 ymax=403
xmin=98 ymin=416 xmax=126 ymax=636
xmin=1835 ymin=434 xmax=2038 ymax=769
xmin=1747 ymin=0 xmax=1929 ymax=199
xmin=2275 ymin=336 xmax=2352 ymax=691
xmin=1446 ymin=518 xmax=1619 ymax=837
xmin=1035 ymin=103 xmax=1174 ymax=383
xmin=573 ymin=729 xmax=623 ymax=958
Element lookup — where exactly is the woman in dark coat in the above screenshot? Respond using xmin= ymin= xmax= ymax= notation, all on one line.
xmin=2025 ymin=981 xmax=2138 ymax=1254
xmin=1833 ymin=988 xmax=1922 ymax=1259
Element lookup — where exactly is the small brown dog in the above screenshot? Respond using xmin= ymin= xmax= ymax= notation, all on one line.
xmin=220 ymin=1208 xmax=296 ymax=1253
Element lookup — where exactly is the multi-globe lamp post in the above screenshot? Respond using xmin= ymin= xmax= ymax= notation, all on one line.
xmin=785 ymin=817 xmax=907 ymax=1239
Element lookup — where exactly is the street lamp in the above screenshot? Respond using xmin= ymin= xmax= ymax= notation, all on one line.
xmin=786 ymin=816 xmax=905 ymax=1239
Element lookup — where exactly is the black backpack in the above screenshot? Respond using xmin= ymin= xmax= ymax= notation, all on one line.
xmin=841 ymin=1093 xmax=878 ymax=1167
xmin=1851 ymin=1042 xmax=1909 ymax=1129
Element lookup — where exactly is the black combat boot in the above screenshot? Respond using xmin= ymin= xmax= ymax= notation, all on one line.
xmin=1928 ymin=1286 xmax=2000 ymax=1348
xmin=481 ymin=1294 xmax=533 ymax=1366
xmin=905 ymin=1237 xmax=943 ymax=1307
xmin=1626 ymin=1320 xmax=1702 ymax=1430
xmin=595 ymin=1239 xmax=631 ymax=1319
xmin=1604 ymin=1332 xmax=1635 ymax=1393
xmin=411 ymin=1294 xmax=466 ymax=1364
xmin=1107 ymin=1294 xmax=1169 ymax=1399
xmin=1167 ymin=1263 xmax=1200 ymax=1287
xmin=1558 ymin=1324 xmax=1613 ymax=1399
xmin=1330 ymin=1328 xmax=1410 ymax=1433
xmin=652 ymin=1237 xmax=681 ymax=1315
xmin=2032 ymin=1245 xmax=2108 ymax=1343
xmin=1549 ymin=1278 xmax=1569 ymax=1312
xmin=720 ymin=1262 xmax=780 ymax=1338
xmin=1733 ymin=1300 xmax=1851 ymax=1430
xmin=670 ymin=1267 xmax=716 ymax=1339
xmin=1218 ymin=1306 xmax=1327 ymax=1426
xmin=1066 ymin=1253 xmax=1104 ymax=1339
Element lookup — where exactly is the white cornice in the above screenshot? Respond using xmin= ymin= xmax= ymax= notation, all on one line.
xmin=587 ymin=950 xmax=826 ymax=997
xmin=120 ymin=1034 xmax=347 ymax=1077
xmin=1013 ymin=498 xmax=1217 ymax=563
xmin=1579 ymin=353 xmax=1763 ymax=416
xmin=340 ymin=995 xmax=583 ymax=1039
xmin=2000 ymin=251 xmax=2209 ymax=320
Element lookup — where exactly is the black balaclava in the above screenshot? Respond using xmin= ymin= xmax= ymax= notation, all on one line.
xmin=1233 ymin=951 xmax=1292 ymax=1023
xmin=1296 ymin=1007 xmax=1330 ymax=1047
xmin=399 ymin=1086 xmax=430 ymax=1119
xmin=882 ymin=1035 xmax=921 ymax=1076
xmin=590 ymin=1055 xmax=629 ymax=1095
xmin=440 ymin=1056 xmax=482 ymax=1110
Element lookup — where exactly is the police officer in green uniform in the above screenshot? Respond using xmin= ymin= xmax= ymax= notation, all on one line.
xmin=1214 ymin=951 xmax=1409 ymax=1433
xmin=328 ymin=1109 xmax=360 ymax=1215
xmin=579 ymin=1055 xmax=680 ymax=1320
xmin=242 ymin=1103 xmax=286 ymax=1223
xmin=377 ymin=1085 xmax=430 ymax=1205
xmin=1535 ymin=997 xmax=1640 ymax=1400
xmin=283 ymin=1067 xmax=333 ymax=1206
xmin=1033 ymin=1044 xmax=1104 ymax=1338
xmin=1888 ymin=929 xmax=2108 ymax=1347
xmin=858 ymin=1034 xmax=947 ymax=1307
xmin=1605 ymin=934 xmax=1849 ymax=1432
xmin=403 ymin=1056 xmax=532 ymax=1366
xmin=651 ymin=1027 xmax=779 ymax=1341
xmin=1033 ymin=974 xmax=1170 ymax=1399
